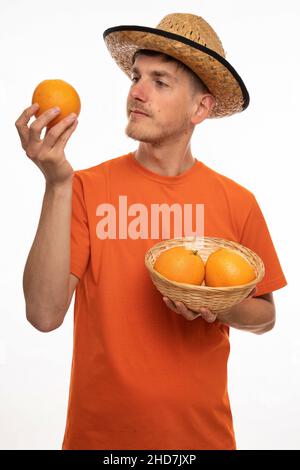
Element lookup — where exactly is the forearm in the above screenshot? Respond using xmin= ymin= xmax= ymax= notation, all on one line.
xmin=23 ymin=179 xmax=73 ymax=331
xmin=217 ymin=296 xmax=275 ymax=334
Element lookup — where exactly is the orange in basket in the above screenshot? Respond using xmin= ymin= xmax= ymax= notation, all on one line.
xmin=154 ymin=246 xmax=205 ymax=285
xmin=205 ymin=248 xmax=256 ymax=287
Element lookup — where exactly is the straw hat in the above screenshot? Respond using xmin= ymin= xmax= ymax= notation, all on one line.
xmin=103 ymin=13 xmax=250 ymax=119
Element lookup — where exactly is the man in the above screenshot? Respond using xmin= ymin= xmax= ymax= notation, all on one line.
xmin=16 ymin=13 xmax=287 ymax=450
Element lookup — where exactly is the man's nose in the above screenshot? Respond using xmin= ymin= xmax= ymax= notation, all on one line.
xmin=130 ymin=79 xmax=148 ymax=101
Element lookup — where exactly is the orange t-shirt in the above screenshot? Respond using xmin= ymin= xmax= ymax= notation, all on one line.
xmin=62 ymin=152 xmax=287 ymax=450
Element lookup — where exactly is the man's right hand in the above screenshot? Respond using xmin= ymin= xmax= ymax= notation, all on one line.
xmin=15 ymin=103 xmax=78 ymax=186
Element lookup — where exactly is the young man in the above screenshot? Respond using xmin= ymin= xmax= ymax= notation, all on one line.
xmin=16 ymin=13 xmax=287 ymax=450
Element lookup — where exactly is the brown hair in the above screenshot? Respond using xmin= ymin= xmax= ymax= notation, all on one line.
xmin=132 ymin=49 xmax=210 ymax=96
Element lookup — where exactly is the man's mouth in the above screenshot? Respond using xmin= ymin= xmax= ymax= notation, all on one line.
xmin=130 ymin=109 xmax=149 ymax=117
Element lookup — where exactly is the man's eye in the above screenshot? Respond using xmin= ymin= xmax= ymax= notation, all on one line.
xmin=130 ymin=77 xmax=168 ymax=87
xmin=156 ymin=80 xmax=168 ymax=87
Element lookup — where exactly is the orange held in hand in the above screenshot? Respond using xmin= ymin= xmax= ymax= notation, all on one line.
xmin=32 ymin=79 xmax=81 ymax=128
xmin=205 ymin=248 xmax=256 ymax=287
xmin=154 ymin=246 xmax=205 ymax=285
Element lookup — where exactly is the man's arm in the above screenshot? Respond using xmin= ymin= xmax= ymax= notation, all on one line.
xmin=162 ymin=292 xmax=276 ymax=335
xmin=216 ymin=293 xmax=275 ymax=334
xmin=16 ymin=103 xmax=78 ymax=332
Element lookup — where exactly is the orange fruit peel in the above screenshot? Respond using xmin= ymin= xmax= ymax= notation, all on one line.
xmin=32 ymin=79 xmax=81 ymax=128
xmin=205 ymin=248 xmax=256 ymax=287
xmin=154 ymin=246 xmax=205 ymax=286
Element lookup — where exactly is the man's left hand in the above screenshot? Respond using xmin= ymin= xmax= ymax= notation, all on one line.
xmin=162 ymin=296 xmax=217 ymax=322
xmin=162 ymin=287 xmax=257 ymax=323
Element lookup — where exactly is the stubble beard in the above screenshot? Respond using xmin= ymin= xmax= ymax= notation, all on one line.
xmin=125 ymin=113 xmax=192 ymax=145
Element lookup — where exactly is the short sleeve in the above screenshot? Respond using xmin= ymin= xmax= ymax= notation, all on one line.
xmin=239 ymin=197 xmax=287 ymax=296
xmin=70 ymin=172 xmax=90 ymax=280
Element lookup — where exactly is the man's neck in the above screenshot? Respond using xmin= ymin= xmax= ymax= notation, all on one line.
xmin=134 ymin=142 xmax=196 ymax=177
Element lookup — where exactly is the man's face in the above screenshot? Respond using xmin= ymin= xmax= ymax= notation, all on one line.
xmin=125 ymin=55 xmax=198 ymax=145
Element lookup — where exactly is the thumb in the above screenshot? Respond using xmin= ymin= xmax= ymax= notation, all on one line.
xmin=247 ymin=286 xmax=257 ymax=298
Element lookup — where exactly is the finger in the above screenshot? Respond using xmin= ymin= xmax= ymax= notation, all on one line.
xmin=174 ymin=300 xmax=202 ymax=320
xmin=247 ymin=287 xmax=257 ymax=298
xmin=29 ymin=107 xmax=61 ymax=143
xmin=53 ymin=116 xmax=78 ymax=151
xmin=44 ymin=113 xmax=78 ymax=149
xmin=163 ymin=297 xmax=201 ymax=320
xmin=15 ymin=103 xmax=39 ymax=147
xmin=199 ymin=307 xmax=217 ymax=323
xmin=162 ymin=296 xmax=178 ymax=313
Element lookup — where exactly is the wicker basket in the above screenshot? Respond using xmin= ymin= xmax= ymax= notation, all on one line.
xmin=145 ymin=236 xmax=265 ymax=314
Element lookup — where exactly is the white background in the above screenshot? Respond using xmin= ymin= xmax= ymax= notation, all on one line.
xmin=0 ymin=0 xmax=299 ymax=450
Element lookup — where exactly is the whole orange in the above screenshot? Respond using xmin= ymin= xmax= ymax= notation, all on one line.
xmin=205 ymin=248 xmax=256 ymax=287
xmin=32 ymin=79 xmax=81 ymax=128
xmin=154 ymin=246 xmax=205 ymax=285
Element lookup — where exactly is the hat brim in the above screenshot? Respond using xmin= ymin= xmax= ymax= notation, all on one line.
xmin=103 ymin=25 xmax=250 ymax=118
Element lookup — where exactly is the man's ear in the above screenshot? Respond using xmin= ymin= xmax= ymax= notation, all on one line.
xmin=191 ymin=94 xmax=216 ymax=124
